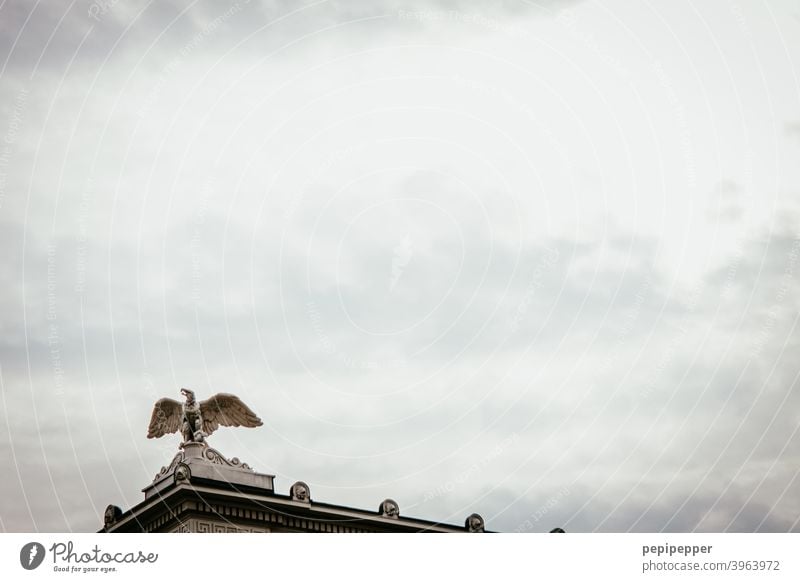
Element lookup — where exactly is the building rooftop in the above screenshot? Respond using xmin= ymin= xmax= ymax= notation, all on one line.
xmin=101 ymin=442 xmax=490 ymax=533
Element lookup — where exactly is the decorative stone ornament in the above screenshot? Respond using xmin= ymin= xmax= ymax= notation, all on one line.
xmin=145 ymin=441 xmax=275 ymax=500
xmin=379 ymin=499 xmax=400 ymax=518
xmin=465 ymin=513 xmax=485 ymax=533
xmin=103 ymin=505 xmax=123 ymax=528
xmin=290 ymin=481 xmax=311 ymax=502
xmin=174 ymin=463 xmax=191 ymax=482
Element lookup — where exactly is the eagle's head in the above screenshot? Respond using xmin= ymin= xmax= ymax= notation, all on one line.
xmin=180 ymin=388 xmax=196 ymax=404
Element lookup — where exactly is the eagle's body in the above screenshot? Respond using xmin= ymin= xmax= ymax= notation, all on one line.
xmin=147 ymin=388 xmax=262 ymax=446
xmin=181 ymin=397 xmax=202 ymax=442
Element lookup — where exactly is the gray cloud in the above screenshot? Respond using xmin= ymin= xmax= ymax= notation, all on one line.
xmin=785 ymin=121 xmax=800 ymax=142
xmin=0 ymin=0 xmax=578 ymax=76
xmin=1 ymin=0 xmax=799 ymax=534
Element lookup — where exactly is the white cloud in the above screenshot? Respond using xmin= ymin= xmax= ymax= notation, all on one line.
xmin=1 ymin=0 xmax=799 ymax=532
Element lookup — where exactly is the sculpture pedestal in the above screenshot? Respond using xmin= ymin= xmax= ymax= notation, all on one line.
xmin=143 ymin=442 xmax=274 ymax=500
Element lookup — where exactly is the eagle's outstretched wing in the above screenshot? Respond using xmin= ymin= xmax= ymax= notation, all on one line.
xmin=200 ymin=393 xmax=263 ymax=436
xmin=147 ymin=398 xmax=183 ymax=438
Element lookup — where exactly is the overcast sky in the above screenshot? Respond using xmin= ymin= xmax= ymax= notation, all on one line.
xmin=1 ymin=0 xmax=799 ymax=533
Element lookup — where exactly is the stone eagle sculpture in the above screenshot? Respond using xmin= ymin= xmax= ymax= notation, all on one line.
xmin=147 ymin=388 xmax=262 ymax=446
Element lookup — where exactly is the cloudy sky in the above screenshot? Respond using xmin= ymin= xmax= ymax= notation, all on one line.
xmin=1 ymin=0 xmax=799 ymax=533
